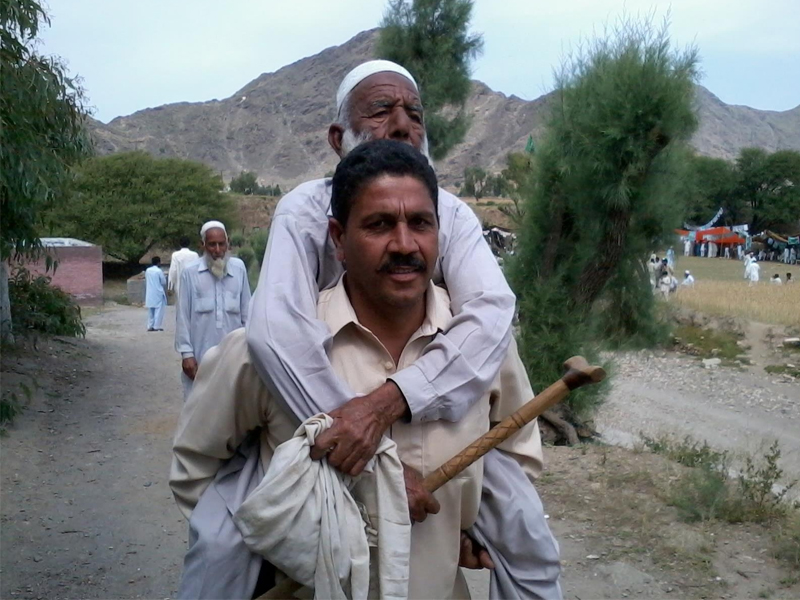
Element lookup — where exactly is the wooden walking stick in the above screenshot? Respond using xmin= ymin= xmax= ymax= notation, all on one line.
xmin=256 ymin=355 xmax=604 ymax=599
xmin=423 ymin=355 xmax=605 ymax=492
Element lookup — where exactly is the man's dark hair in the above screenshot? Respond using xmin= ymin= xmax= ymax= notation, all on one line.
xmin=331 ymin=140 xmax=438 ymax=227
xmin=151 ymin=256 xmax=161 ymax=266
xmin=179 ymin=236 xmax=191 ymax=248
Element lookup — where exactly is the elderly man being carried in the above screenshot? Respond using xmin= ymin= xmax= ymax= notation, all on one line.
xmin=172 ymin=140 xmax=548 ymax=599
xmin=174 ymin=60 xmax=561 ymax=600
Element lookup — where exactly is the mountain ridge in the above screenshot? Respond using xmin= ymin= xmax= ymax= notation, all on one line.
xmin=88 ymin=29 xmax=800 ymax=189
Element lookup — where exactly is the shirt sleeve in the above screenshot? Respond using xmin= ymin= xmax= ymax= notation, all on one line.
xmin=170 ymin=330 xmax=270 ymax=518
xmin=168 ymin=257 xmax=177 ymax=292
xmin=240 ymin=263 xmax=252 ymax=325
xmin=175 ymin=269 xmax=194 ymax=356
xmin=488 ymin=337 xmax=543 ymax=483
xmin=246 ymin=212 xmax=354 ymax=421
xmin=390 ymin=201 xmax=516 ymax=422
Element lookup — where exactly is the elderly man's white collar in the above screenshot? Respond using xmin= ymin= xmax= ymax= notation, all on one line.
xmin=319 ymin=274 xmax=451 ymax=340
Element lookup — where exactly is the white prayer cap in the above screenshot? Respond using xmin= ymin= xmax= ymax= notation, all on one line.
xmin=200 ymin=220 xmax=227 ymax=240
xmin=336 ymin=60 xmax=418 ymax=115
xmin=684 ymin=270 xmax=690 ymax=276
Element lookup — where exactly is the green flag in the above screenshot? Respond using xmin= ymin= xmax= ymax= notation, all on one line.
xmin=524 ymin=135 xmax=535 ymax=154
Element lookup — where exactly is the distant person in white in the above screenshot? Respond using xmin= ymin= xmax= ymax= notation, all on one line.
xmin=786 ymin=273 xmax=794 ymax=284
xmin=684 ymin=239 xmax=692 ymax=256
xmin=168 ymin=236 xmax=199 ymax=301
xmin=743 ymin=251 xmax=754 ymax=279
xmin=771 ymin=274 xmax=783 ymax=285
xmin=682 ymin=270 xmax=695 ymax=287
xmin=144 ymin=256 xmax=167 ymax=331
xmin=666 ymin=246 xmax=675 ymax=268
xmin=746 ymin=258 xmax=760 ymax=286
xmin=175 ymin=220 xmax=251 ymax=397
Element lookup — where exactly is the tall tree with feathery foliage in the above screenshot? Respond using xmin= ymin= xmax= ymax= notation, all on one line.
xmin=507 ymin=15 xmax=700 ymax=436
xmin=376 ymin=0 xmax=483 ymax=160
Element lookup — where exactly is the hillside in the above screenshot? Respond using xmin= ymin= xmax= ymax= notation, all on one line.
xmin=89 ymin=29 xmax=800 ymax=189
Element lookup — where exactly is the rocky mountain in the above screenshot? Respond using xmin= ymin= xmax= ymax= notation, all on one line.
xmin=88 ymin=29 xmax=800 ymax=189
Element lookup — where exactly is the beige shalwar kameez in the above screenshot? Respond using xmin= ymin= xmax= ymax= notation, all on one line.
xmin=171 ymin=278 xmax=543 ymax=599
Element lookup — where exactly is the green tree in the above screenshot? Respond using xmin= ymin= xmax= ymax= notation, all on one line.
xmin=683 ymin=153 xmax=736 ymax=226
xmin=45 ymin=151 xmax=236 ymax=264
xmin=460 ymin=166 xmax=487 ymax=199
xmin=508 ymin=16 xmax=699 ymax=433
xmin=1 ymin=0 xmax=92 ymax=341
xmin=732 ymin=148 xmax=800 ymax=233
xmin=376 ymin=0 xmax=483 ymax=160
xmin=230 ymin=170 xmax=259 ymax=195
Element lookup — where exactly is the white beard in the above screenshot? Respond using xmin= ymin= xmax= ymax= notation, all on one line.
xmin=341 ymin=127 xmax=433 ymax=165
xmin=206 ymin=253 xmax=229 ymax=280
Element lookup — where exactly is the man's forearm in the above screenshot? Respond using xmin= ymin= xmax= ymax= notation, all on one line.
xmin=369 ymin=380 xmax=410 ymax=427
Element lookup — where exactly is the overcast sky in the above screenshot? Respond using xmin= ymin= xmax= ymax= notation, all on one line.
xmin=39 ymin=0 xmax=799 ymax=123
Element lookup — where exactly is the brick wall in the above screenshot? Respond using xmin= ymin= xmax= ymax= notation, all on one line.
xmin=23 ymin=246 xmax=104 ymax=305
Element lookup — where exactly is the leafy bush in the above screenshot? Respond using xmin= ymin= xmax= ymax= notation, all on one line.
xmin=249 ymin=230 xmax=269 ymax=268
xmin=654 ymin=436 xmax=797 ymax=524
xmin=8 ymin=267 xmax=86 ymax=337
xmin=229 ymin=232 xmax=247 ymax=248
xmin=236 ymin=246 xmax=256 ymax=271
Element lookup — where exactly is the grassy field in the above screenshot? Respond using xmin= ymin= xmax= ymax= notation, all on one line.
xmin=671 ymin=256 xmax=800 ymax=328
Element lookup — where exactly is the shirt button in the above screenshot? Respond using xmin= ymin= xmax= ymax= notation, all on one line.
xmin=383 ymin=360 xmax=394 ymax=371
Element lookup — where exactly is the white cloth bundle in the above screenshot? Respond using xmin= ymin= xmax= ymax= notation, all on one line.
xmin=233 ymin=414 xmax=411 ymax=600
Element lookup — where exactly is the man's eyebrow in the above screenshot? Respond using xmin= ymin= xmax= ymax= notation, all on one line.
xmin=367 ymin=99 xmax=424 ymax=114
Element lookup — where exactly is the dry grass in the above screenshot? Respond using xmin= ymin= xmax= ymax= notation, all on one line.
xmin=669 ymin=256 xmax=800 ymax=327
xmin=673 ymin=281 xmax=800 ymax=327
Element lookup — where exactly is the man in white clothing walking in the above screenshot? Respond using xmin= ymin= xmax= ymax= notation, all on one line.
xmin=168 ymin=236 xmax=199 ymax=301
xmin=144 ymin=256 xmax=167 ymax=331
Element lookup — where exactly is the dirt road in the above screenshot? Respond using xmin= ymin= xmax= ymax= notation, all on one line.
xmin=596 ymin=350 xmax=800 ymax=490
xmin=2 ymin=304 xmax=798 ymax=599
xmin=1 ymin=306 xmax=186 ymax=599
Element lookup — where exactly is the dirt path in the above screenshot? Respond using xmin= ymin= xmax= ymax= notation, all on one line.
xmin=1 ymin=305 xmax=186 ymax=599
xmin=2 ymin=304 xmax=798 ymax=599
xmin=595 ymin=350 xmax=800 ymax=490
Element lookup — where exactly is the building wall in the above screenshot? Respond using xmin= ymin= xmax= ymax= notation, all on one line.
xmin=23 ymin=246 xmax=104 ymax=305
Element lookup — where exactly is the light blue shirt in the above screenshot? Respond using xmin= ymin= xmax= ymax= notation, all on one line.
xmin=175 ymin=256 xmax=251 ymax=362
xmin=144 ymin=265 xmax=167 ymax=308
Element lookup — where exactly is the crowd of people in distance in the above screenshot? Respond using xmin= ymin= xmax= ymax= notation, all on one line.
xmin=646 ymin=252 xmax=692 ymax=300
xmin=683 ymin=239 xmax=798 ymax=265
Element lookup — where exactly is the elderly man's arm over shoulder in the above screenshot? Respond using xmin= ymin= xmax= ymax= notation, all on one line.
xmin=246 ymin=182 xmax=515 ymax=469
xmin=392 ymin=190 xmax=515 ymax=423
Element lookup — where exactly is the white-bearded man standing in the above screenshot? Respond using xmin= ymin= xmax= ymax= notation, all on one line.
xmin=175 ymin=220 xmax=251 ymax=398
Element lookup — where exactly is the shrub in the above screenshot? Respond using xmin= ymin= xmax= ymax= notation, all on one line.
xmin=236 ymin=246 xmax=256 ymax=271
xmin=8 ymin=266 xmax=85 ymax=337
xmin=249 ymin=230 xmax=269 ymax=268
xmin=229 ymin=232 xmax=247 ymax=248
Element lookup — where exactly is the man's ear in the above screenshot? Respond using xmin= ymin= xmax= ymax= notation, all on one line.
xmin=328 ymin=124 xmax=345 ymax=158
xmin=328 ymin=218 xmax=346 ymax=263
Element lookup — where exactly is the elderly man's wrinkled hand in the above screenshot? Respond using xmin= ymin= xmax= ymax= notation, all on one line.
xmin=310 ymin=382 xmax=409 ymax=476
xmin=401 ymin=463 xmax=440 ymax=523
xmin=458 ymin=531 xmax=495 ymax=570
xmin=182 ymin=357 xmax=198 ymax=381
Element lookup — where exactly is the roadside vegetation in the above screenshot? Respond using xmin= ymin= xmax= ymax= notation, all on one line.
xmin=640 ymin=435 xmax=800 ymax=572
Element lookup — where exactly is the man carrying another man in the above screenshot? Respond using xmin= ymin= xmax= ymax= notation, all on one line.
xmin=174 ymin=60 xmax=561 ymax=599
xmin=175 ymin=220 xmax=251 ymax=398
xmin=172 ymin=140 xmax=548 ymax=599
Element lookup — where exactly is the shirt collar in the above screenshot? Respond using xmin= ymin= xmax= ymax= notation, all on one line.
xmin=323 ymin=274 xmax=451 ymax=340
